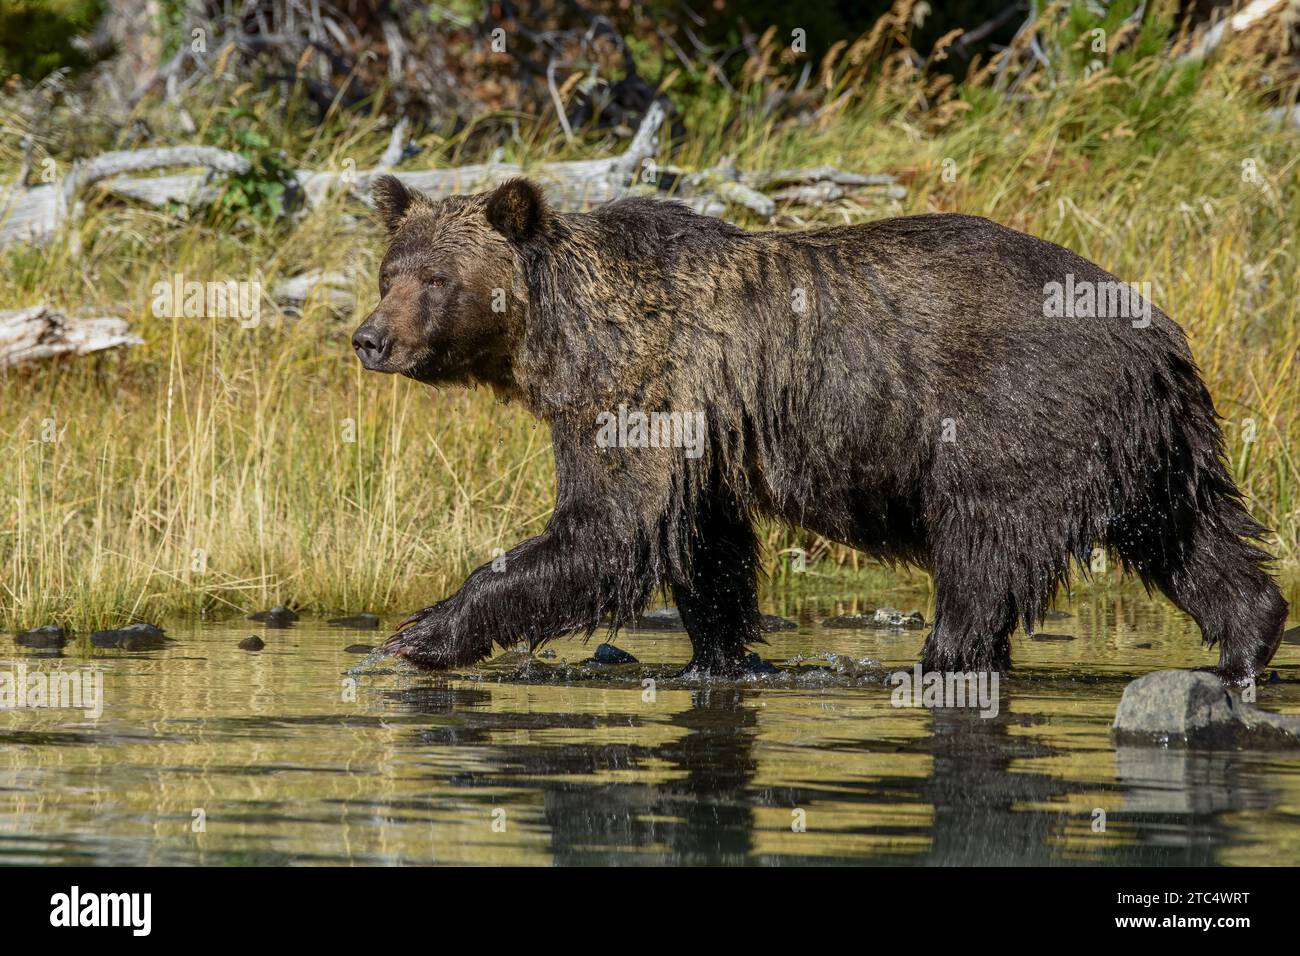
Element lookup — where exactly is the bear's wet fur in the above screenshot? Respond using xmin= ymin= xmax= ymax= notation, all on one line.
xmin=353 ymin=175 xmax=1288 ymax=683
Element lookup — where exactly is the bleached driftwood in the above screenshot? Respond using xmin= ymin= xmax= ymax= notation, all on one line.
xmin=1178 ymin=0 xmax=1286 ymax=63
xmin=1 ymin=306 xmax=141 ymax=368
xmin=654 ymin=156 xmax=903 ymax=218
xmin=739 ymin=165 xmax=899 ymax=188
xmin=322 ymin=101 xmax=671 ymax=210
xmin=63 ymin=146 xmax=250 ymax=200
xmin=273 ymin=269 xmax=353 ymax=312
xmin=1 ymin=146 xmax=251 ymax=249
xmin=0 ymin=101 xmax=904 ymax=252
xmin=770 ymin=182 xmax=844 ymax=204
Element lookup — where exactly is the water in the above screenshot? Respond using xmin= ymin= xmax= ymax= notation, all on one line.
xmin=2 ymin=595 xmax=1298 ymax=865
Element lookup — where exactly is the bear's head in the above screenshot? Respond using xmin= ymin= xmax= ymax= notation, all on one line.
xmin=352 ymin=175 xmax=552 ymax=392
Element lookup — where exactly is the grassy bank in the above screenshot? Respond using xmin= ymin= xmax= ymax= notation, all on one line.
xmin=2 ymin=18 xmax=1298 ymax=630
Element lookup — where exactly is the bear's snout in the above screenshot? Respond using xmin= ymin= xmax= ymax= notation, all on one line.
xmin=352 ymin=322 xmax=391 ymax=369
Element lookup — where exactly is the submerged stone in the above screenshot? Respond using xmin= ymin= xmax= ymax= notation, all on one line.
xmin=238 ymin=635 xmax=265 ymax=651
xmin=327 ymin=613 xmax=380 ymax=629
xmin=762 ymin=614 xmax=797 ymax=631
xmin=120 ymin=622 xmax=165 ymax=638
xmin=821 ymin=607 xmax=924 ymax=630
xmin=490 ymin=649 xmax=535 ymax=667
xmin=1030 ymin=632 xmax=1073 ymax=642
xmin=15 ymin=624 xmax=68 ymax=648
xmin=343 ymin=644 xmax=375 ymax=654
xmin=586 ymin=643 xmax=639 ymax=665
xmin=249 ymin=606 xmax=298 ymax=627
xmin=871 ymin=607 xmax=925 ymax=629
xmin=794 ymin=651 xmax=880 ymax=678
xmin=1113 ymin=669 xmax=1300 ymax=748
xmin=820 ymin=612 xmax=877 ymax=629
xmin=90 ymin=623 xmax=169 ymax=649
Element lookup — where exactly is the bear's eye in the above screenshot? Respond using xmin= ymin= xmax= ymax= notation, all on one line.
xmin=424 ymin=275 xmax=447 ymax=289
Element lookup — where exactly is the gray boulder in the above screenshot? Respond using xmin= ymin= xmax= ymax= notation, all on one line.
xmin=635 ymin=607 xmax=684 ymax=631
xmin=1113 ymin=669 xmax=1300 ymax=748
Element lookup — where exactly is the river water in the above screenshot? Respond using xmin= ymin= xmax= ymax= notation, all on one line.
xmin=2 ymin=595 xmax=1297 ymax=865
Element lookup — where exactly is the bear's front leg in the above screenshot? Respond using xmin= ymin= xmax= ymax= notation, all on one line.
xmin=382 ymin=600 xmax=482 ymax=669
xmin=382 ymin=512 xmax=656 ymax=670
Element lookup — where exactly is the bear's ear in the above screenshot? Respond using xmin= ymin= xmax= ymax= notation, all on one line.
xmin=372 ymin=174 xmax=418 ymax=234
xmin=485 ymin=178 xmax=551 ymax=243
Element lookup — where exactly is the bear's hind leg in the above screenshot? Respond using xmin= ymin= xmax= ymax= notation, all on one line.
xmin=1114 ymin=495 xmax=1288 ymax=687
xmin=671 ymin=489 xmax=764 ymax=678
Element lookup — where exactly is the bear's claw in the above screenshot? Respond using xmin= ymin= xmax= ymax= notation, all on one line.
xmin=382 ymin=606 xmax=488 ymax=670
xmin=394 ymin=606 xmax=436 ymax=631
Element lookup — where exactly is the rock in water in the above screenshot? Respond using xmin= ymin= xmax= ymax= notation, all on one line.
xmin=635 ymin=607 xmax=684 ymax=631
xmin=821 ymin=613 xmax=877 ymax=629
xmin=238 ymin=635 xmax=265 ymax=651
xmin=249 ymin=606 xmax=298 ymax=627
xmin=343 ymin=644 xmax=376 ymax=654
xmin=90 ymin=622 xmax=169 ymax=649
xmin=803 ymin=652 xmax=879 ymax=678
xmin=1113 ymin=669 xmax=1300 ymax=748
xmin=15 ymin=624 xmax=68 ymax=648
xmin=762 ymin=614 xmax=797 ymax=631
xmin=587 ymin=643 xmax=639 ymax=665
xmin=489 ymin=649 xmax=534 ymax=668
xmin=871 ymin=607 xmax=925 ymax=629
xmin=327 ymin=613 xmax=380 ymax=629
xmin=118 ymin=622 xmax=165 ymax=639
xmin=821 ymin=608 xmax=924 ymax=630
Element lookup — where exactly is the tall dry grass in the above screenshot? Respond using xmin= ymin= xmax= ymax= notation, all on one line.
xmin=2 ymin=4 xmax=1297 ymax=629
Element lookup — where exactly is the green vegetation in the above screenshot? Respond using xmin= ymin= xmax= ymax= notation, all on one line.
xmin=0 ymin=0 xmax=107 ymax=80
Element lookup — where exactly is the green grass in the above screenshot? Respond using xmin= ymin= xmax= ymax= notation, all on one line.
xmin=2 ymin=17 xmax=1298 ymax=630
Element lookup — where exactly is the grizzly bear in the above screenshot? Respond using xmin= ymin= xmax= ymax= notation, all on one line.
xmin=352 ymin=174 xmax=1288 ymax=683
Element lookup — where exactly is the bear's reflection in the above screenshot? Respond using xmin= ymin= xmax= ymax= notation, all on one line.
xmin=538 ymin=687 xmax=759 ymax=865
xmin=383 ymin=675 xmax=1279 ymax=864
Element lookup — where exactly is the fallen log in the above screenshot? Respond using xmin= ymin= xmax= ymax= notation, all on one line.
xmin=273 ymin=270 xmax=354 ymax=313
xmin=0 ymin=101 xmax=904 ymax=252
xmin=1 ymin=146 xmax=251 ymax=249
xmin=0 ymin=306 xmax=141 ymax=368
